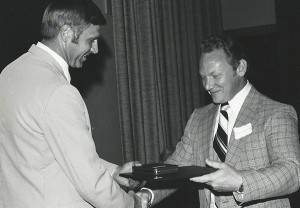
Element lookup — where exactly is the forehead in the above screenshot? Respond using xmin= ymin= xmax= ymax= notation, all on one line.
xmin=80 ymin=24 xmax=101 ymax=39
xmin=199 ymin=49 xmax=230 ymax=75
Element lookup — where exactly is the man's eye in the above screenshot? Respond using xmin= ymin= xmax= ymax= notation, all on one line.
xmin=88 ymin=39 xmax=95 ymax=44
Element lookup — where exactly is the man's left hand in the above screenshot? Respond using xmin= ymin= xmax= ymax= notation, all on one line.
xmin=190 ymin=158 xmax=243 ymax=192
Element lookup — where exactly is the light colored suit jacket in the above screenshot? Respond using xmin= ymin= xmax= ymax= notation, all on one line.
xmin=164 ymin=86 xmax=300 ymax=208
xmin=0 ymin=45 xmax=133 ymax=208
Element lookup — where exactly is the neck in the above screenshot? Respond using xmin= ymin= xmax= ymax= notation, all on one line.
xmin=41 ymin=39 xmax=67 ymax=62
xmin=236 ymin=78 xmax=247 ymax=94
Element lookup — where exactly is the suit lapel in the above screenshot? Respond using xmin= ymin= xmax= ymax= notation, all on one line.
xmin=226 ymin=87 xmax=261 ymax=166
xmin=207 ymin=105 xmax=220 ymax=162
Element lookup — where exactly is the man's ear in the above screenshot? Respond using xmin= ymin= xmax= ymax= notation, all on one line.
xmin=236 ymin=59 xmax=247 ymax=77
xmin=59 ymin=25 xmax=74 ymax=42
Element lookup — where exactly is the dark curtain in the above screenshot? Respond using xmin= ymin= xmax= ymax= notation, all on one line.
xmin=112 ymin=0 xmax=223 ymax=163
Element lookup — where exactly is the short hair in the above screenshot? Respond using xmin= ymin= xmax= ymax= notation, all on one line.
xmin=41 ymin=0 xmax=106 ymax=41
xmin=200 ymin=35 xmax=246 ymax=70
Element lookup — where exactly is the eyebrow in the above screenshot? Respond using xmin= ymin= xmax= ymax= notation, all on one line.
xmin=200 ymin=70 xmax=217 ymax=76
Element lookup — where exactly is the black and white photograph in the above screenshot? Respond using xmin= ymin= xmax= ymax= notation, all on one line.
xmin=0 ymin=0 xmax=300 ymax=207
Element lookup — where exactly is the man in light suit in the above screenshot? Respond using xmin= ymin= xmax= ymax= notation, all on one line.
xmin=0 ymin=0 xmax=144 ymax=207
xmin=139 ymin=35 xmax=300 ymax=207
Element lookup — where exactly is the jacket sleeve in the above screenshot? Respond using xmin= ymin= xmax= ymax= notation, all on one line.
xmin=234 ymin=105 xmax=300 ymax=204
xmin=151 ymin=109 xmax=200 ymax=205
xmin=166 ymin=109 xmax=199 ymax=166
xmin=41 ymin=85 xmax=133 ymax=208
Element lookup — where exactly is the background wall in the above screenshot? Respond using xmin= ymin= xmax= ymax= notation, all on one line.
xmin=221 ymin=0 xmax=276 ymax=30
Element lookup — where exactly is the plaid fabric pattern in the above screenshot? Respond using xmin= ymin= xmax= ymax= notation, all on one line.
xmin=153 ymin=86 xmax=300 ymax=208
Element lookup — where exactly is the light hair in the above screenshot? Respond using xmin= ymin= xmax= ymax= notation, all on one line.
xmin=41 ymin=0 xmax=106 ymax=41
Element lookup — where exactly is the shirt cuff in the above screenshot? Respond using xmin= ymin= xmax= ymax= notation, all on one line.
xmin=141 ymin=187 xmax=154 ymax=206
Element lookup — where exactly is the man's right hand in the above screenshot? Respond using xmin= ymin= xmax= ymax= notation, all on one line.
xmin=113 ymin=161 xmax=141 ymax=188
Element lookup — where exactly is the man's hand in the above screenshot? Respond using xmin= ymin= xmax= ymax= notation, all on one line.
xmin=113 ymin=161 xmax=144 ymax=190
xmin=128 ymin=190 xmax=150 ymax=208
xmin=190 ymin=158 xmax=243 ymax=192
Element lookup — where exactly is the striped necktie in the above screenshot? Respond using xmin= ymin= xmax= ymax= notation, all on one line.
xmin=213 ymin=102 xmax=229 ymax=162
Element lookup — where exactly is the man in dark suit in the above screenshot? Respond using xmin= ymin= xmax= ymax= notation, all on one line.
xmin=138 ymin=35 xmax=300 ymax=208
xmin=0 ymin=0 xmax=143 ymax=207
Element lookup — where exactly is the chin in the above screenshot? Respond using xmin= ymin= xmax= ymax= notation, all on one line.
xmin=212 ymin=97 xmax=223 ymax=104
xmin=211 ymin=96 xmax=219 ymax=102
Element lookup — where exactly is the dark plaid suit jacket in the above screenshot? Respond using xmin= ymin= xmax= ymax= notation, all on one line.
xmin=160 ymin=86 xmax=300 ymax=208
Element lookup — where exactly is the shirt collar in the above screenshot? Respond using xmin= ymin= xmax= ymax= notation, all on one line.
xmin=36 ymin=42 xmax=71 ymax=83
xmin=227 ymin=81 xmax=251 ymax=114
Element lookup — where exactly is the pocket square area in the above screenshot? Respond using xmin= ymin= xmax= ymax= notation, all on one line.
xmin=233 ymin=123 xmax=252 ymax=140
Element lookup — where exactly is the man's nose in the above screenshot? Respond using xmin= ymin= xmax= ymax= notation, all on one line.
xmin=204 ymin=77 xmax=214 ymax=91
xmin=90 ymin=40 xmax=98 ymax=54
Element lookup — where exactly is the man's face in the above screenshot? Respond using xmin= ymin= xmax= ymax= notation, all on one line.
xmin=199 ymin=49 xmax=245 ymax=104
xmin=66 ymin=24 xmax=101 ymax=68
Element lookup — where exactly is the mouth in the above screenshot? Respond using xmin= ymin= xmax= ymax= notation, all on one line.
xmin=82 ymin=54 xmax=89 ymax=61
xmin=209 ymin=90 xmax=220 ymax=96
